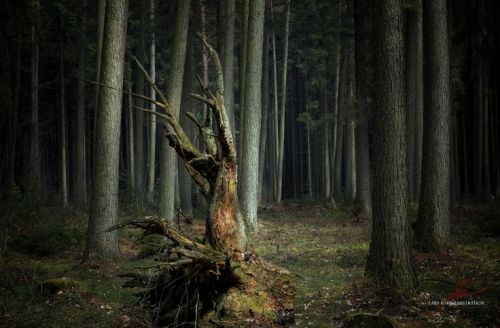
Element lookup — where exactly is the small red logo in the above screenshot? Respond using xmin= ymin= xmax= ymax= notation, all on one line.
xmin=446 ymin=278 xmax=487 ymax=301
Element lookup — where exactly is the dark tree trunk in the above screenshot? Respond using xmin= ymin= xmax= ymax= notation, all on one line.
xmin=366 ymin=0 xmax=417 ymax=295
xmin=354 ymin=0 xmax=372 ymax=216
xmin=415 ymin=0 xmax=451 ymax=252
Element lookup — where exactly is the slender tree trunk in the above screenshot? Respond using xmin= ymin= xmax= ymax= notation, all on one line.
xmin=83 ymin=0 xmax=129 ymax=262
xmin=323 ymin=89 xmax=331 ymax=198
xmin=271 ymin=12 xmax=279 ymax=202
xmin=223 ymin=0 xmax=236 ymax=134
xmin=147 ymin=0 xmax=156 ymax=203
xmin=334 ymin=45 xmax=347 ymax=202
xmin=239 ymin=0 xmax=249 ymax=156
xmin=366 ymin=0 xmax=417 ymax=295
xmin=127 ymin=62 xmax=135 ymax=191
xmin=60 ymin=35 xmax=69 ymax=207
xmin=159 ymin=0 xmax=190 ymax=221
xmin=354 ymin=0 xmax=372 ymax=215
xmin=134 ymin=3 xmax=146 ymax=202
xmin=415 ymin=0 xmax=451 ymax=252
xmin=199 ymin=0 xmax=209 ymax=117
xmin=258 ymin=29 xmax=270 ymax=204
xmin=240 ymin=0 xmax=265 ymax=232
xmin=178 ymin=34 xmax=195 ymax=217
xmin=75 ymin=0 xmax=88 ymax=208
xmin=277 ymin=0 xmax=290 ymax=203
xmin=331 ymin=31 xmax=342 ymax=203
xmin=9 ymin=37 xmax=21 ymax=186
xmin=29 ymin=0 xmax=40 ymax=194
xmin=306 ymin=119 xmax=313 ymax=200
xmin=94 ymin=0 xmax=107 ymax=146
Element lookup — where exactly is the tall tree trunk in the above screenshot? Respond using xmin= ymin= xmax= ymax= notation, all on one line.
xmin=323 ymin=89 xmax=331 ymax=198
xmin=134 ymin=3 xmax=146 ymax=202
xmin=223 ymin=0 xmax=236 ymax=134
xmin=178 ymin=34 xmax=195 ymax=217
xmin=75 ymin=0 xmax=88 ymax=208
xmin=413 ymin=7 xmax=424 ymax=200
xmin=83 ymin=0 xmax=129 ymax=262
xmin=306 ymin=119 xmax=313 ymax=200
xmin=258 ymin=29 xmax=270 ymax=204
xmin=366 ymin=0 xmax=417 ymax=295
xmin=344 ymin=45 xmax=356 ymax=204
xmin=126 ymin=61 xmax=135 ymax=191
xmin=354 ymin=0 xmax=372 ymax=216
xmin=29 ymin=0 xmax=40 ymax=195
xmin=94 ymin=0 xmax=107 ymax=148
xmin=238 ymin=0 xmax=249 ymax=156
xmin=334 ymin=45 xmax=347 ymax=202
xmin=271 ymin=7 xmax=279 ymax=202
xmin=331 ymin=24 xmax=342 ymax=204
xmin=277 ymin=0 xmax=290 ymax=203
xmin=9 ymin=37 xmax=21 ymax=186
xmin=240 ymin=0 xmax=265 ymax=232
xmin=60 ymin=35 xmax=68 ymax=207
xmin=147 ymin=0 xmax=156 ymax=203
xmin=415 ymin=0 xmax=451 ymax=252
xmin=159 ymin=0 xmax=190 ymax=221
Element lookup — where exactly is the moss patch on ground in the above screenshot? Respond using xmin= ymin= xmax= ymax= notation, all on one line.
xmin=1 ymin=200 xmax=498 ymax=327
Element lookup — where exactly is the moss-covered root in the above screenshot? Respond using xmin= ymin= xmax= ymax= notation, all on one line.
xmin=40 ymin=278 xmax=79 ymax=295
xmin=202 ymin=257 xmax=295 ymax=327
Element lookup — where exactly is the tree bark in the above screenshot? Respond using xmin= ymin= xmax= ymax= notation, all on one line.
xmin=134 ymin=3 xmax=146 ymax=202
xmin=159 ymin=0 xmax=190 ymax=221
xmin=258 ymin=29 xmax=270 ymax=204
xmin=83 ymin=0 xmax=129 ymax=262
xmin=147 ymin=0 xmax=157 ymax=203
xmin=238 ymin=0 xmax=249 ymax=155
xmin=75 ymin=0 xmax=88 ymax=208
xmin=354 ymin=0 xmax=372 ymax=216
xmin=29 ymin=0 xmax=40 ymax=194
xmin=178 ymin=34 xmax=195 ymax=217
xmin=415 ymin=0 xmax=451 ymax=252
xmin=366 ymin=0 xmax=417 ymax=295
xmin=223 ymin=0 xmax=236 ymax=134
xmin=240 ymin=0 xmax=265 ymax=232
xmin=277 ymin=0 xmax=291 ymax=203
xmin=59 ymin=34 xmax=68 ymax=207
xmin=126 ymin=61 xmax=135 ymax=191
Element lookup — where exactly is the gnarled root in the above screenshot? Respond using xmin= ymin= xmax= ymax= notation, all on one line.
xmin=109 ymin=218 xmax=295 ymax=327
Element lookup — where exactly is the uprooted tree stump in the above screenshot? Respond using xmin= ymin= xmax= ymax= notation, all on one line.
xmin=116 ymin=35 xmax=294 ymax=327
xmin=111 ymin=218 xmax=294 ymax=327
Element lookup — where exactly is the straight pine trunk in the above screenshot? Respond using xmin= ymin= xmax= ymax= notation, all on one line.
xmin=415 ymin=0 xmax=451 ymax=252
xmin=240 ymin=0 xmax=265 ymax=232
xmin=29 ymin=0 xmax=40 ymax=194
xmin=223 ymin=0 xmax=236 ymax=134
xmin=277 ymin=0 xmax=290 ymax=203
xmin=147 ymin=0 xmax=157 ymax=203
xmin=366 ymin=0 xmax=417 ymax=295
xmin=59 ymin=35 xmax=68 ymax=207
xmin=159 ymin=0 xmax=190 ymax=221
xmin=84 ymin=0 xmax=129 ymax=262
xmin=75 ymin=0 xmax=88 ymax=208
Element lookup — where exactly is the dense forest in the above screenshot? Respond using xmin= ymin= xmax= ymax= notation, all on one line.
xmin=0 ymin=0 xmax=499 ymax=327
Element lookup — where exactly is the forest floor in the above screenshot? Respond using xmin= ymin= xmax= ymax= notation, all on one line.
xmin=0 ymin=198 xmax=499 ymax=327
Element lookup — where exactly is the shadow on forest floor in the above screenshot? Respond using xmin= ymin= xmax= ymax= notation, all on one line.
xmin=0 ymin=200 xmax=499 ymax=327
